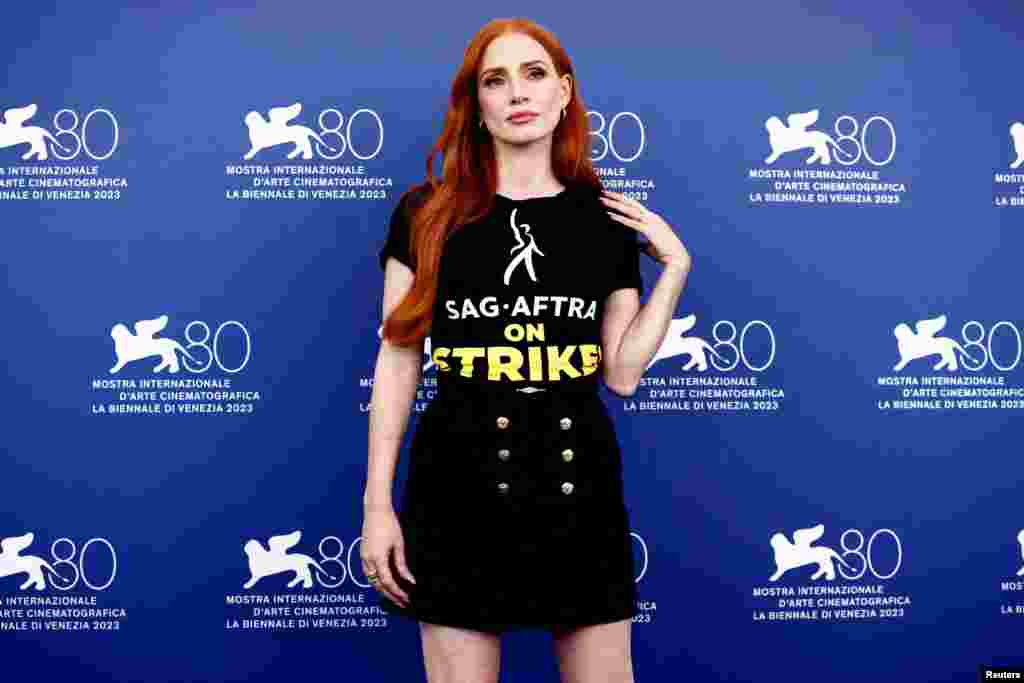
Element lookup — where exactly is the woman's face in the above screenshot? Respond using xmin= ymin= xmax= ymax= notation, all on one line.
xmin=476 ymin=32 xmax=571 ymax=146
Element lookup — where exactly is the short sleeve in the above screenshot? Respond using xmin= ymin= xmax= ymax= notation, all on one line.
xmin=607 ymin=221 xmax=644 ymax=298
xmin=378 ymin=192 xmax=417 ymax=273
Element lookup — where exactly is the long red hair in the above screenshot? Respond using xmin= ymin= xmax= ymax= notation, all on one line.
xmin=381 ymin=17 xmax=603 ymax=346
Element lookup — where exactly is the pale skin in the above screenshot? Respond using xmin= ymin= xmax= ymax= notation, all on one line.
xmin=362 ymin=31 xmax=691 ymax=683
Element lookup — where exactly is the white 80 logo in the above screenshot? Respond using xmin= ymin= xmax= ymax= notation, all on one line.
xmin=957 ymin=320 xmax=1024 ymax=372
xmin=51 ymin=109 xmax=120 ymax=161
xmin=832 ymin=115 xmax=896 ymax=167
xmin=50 ymin=537 xmax=117 ymax=591
xmin=836 ymin=528 xmax=902 ymax=580
xmin=181 ymin=320 xmax=252 ymax=374
xmin=312 ymin=109 xmax=383 ymax=161
xmin=709 ymin=320 xmax=777 ymax=372
xmin=314 ymin=535 xmax=377 ymax=589
xmin=588 ymin=111 xmax=645 ymax=163
xmin=631 ymin=531 xmax=648 ymax=584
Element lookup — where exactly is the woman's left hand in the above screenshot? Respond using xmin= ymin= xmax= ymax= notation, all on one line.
xmin=600 ymin=190 xmax=691 ymax=270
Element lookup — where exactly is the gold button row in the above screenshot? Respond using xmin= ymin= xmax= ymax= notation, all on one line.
xmin=494 ymin=447 xmax=574 ymax=463
xmin=495 ymin=415 xmax=573 ymax=430
xmin=496 ymin=481 xmax=575 ymax=495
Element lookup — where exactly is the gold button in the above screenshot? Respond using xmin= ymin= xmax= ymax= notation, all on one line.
xmin=559 ymin=417 xmax=572 ymax=430
xmin=496 ymin=416 xmax=510 ymax=429
xmin=561 ymin=448 xmax=574 ymax=462
xmin=497 ymin=482 xmax=510 ymax=493
xmin=561 ymin=481 xmax=574 ymax=495
xmin=498 ymin=448 xmax=511 ymax=461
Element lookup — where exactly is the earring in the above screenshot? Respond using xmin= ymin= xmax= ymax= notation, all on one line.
xmin=560 ymin=107 xmax=566 ymax=121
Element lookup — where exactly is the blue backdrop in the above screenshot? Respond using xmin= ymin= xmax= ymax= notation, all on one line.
xmin=2 ymin=2 xmax=1023 ymax=681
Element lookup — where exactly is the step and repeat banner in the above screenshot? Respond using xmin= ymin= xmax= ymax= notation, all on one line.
xmin=2 ymin=2 xmax=1022 ymax=681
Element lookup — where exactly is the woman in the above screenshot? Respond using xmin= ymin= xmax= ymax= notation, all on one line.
xmin=363 ymin=17 xmax=691 ymax=682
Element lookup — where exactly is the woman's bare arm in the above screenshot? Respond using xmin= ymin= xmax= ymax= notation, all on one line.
xmin=599 ymin=190 xmax=693 ymax=397
xmin=601 ymin=261 xmax=690 ymax=397
xmin=365 ymin=258 xmax=423 ymax=511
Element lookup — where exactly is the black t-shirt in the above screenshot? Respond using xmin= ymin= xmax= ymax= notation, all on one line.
xmin=378 ymin=184 xmax=643 ymax=387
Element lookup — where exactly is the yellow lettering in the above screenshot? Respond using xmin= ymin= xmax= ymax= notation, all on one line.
xmin=487 ymin=346 xmax=525 ymax=381
xmin=528 ymin=346 xmax=544 ymax=381
xmin=450 ymin=347 xmax=485 ymax=377
xmin=503 ymin=322 xmax=545 ymax=342
xmin=432 ymin=347 xmax=451 ymax=372
xmin=547 ymin=345 xmax=580 ymax=381
xmin=579 ymin=344 xmax=601 ymax=376
xmin=431 ymin=342 xmax=601 ymax=382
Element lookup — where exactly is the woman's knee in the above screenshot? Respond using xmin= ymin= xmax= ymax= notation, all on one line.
xmin=419 ymin=620 xmax=502 ymax=683
xmin=552 ymin=618 xmax=634 ymax=683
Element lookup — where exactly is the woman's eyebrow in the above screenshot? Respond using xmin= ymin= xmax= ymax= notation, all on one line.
xmin=480 ymin=59 xmax=547 ymax=78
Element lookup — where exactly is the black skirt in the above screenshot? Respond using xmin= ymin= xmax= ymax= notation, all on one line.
xmin=378 ymin=375 xmax=638 ymax=635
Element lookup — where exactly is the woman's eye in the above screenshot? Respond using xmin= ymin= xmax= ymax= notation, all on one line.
xmin=482 ymin=69 xmax=544 ymax=87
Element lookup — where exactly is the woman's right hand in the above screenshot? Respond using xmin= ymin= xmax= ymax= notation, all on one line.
xmin=360 ymin=504 xmax=416 ymax=608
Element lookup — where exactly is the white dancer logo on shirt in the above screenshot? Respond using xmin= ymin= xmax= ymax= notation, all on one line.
xmin=502 ymin=208 xmax=545 ymax=286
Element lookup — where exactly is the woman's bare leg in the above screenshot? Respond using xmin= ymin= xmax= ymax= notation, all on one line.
xmin=419 ymin=620 xmax=502 ymax=683
xmin=552 ymin=618 xmax=634 ymax=683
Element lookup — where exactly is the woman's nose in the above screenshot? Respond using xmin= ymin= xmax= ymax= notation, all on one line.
xmin=509 ymin=77 xmax=526 ymax=103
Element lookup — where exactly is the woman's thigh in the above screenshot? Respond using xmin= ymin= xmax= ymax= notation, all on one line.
xmin=419 ymin=620 xmax=502 ymax=683
xmin=552 ymin=618 xmax=634 ymax=683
